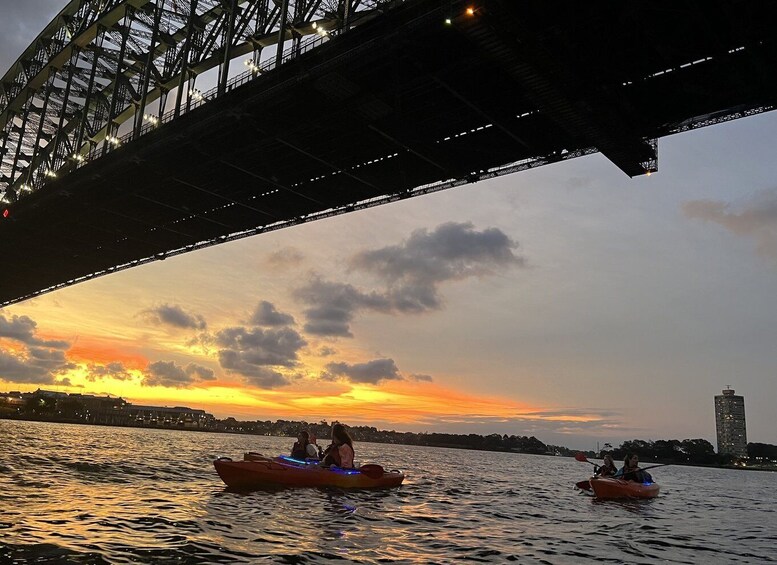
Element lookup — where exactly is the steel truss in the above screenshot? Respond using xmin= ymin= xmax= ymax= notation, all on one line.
xmin=0 ymin=0 xmax=387 ymax=204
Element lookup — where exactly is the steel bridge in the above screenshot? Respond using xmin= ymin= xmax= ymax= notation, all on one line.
xmin=1 ymin=0 xmax=776 ymax=307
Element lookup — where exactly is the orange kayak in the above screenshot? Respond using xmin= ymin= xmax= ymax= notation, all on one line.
xmin=589 ymin=477 xmax=660 ymax=499
xmin=214 ymin=454 xmax=405 ymax=489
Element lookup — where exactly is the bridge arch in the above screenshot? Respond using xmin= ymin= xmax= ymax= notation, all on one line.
xmin=0 ymin=0 xmax=384 ymax=204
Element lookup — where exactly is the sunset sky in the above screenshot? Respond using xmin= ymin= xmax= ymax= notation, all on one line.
xmin=2 ymin=1 xmax=776 ymax=450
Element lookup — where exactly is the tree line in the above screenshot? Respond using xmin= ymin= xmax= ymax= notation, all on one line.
xmin=582 ymin=438 xmax=775 ymax=466
xmin=3 ymin=392 xmax=776 ymax=464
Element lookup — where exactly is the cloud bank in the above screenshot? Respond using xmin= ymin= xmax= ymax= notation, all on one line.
xmin=141 ymin=304 xmax=207 ymax=330
xmin=324 ymin=358 xmax=403 ymax=384
xmin=143 ymin=361 xmax=216 ymax=388
xmin=0 ymin=314 xmax=72 ymax=384
xmin=295 ymin=222 xmax=523 ymax=337
xmin=684 ymin=190 xmax=777 ymax=260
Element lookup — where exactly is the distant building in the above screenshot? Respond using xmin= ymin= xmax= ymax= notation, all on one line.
xmin=124 ymin=404 xmax=215 ymax=429
xmin=0 ymin=389 xmax=215 ymax=430
xmin=715 ymin=387 xmax=747 ymax=458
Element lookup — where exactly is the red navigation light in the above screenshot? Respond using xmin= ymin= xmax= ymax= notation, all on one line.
xmin=2 ymin=209 xmax=8 ymax=218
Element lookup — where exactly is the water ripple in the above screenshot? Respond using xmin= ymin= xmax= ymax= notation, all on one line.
xmin=1 ymin=420 xmax=776 ymax=564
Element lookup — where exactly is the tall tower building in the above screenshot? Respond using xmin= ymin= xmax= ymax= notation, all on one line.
xmin=714 ymin=387 xmax=747 ymax=458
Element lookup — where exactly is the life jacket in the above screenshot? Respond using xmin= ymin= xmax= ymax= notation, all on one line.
xmin=619 ymin=466 xmax=646 ymax=482
xmin=290 ymin=441 xmax=308 ymax=460
xmin=597 ymin=463 xmax=617 ymax=477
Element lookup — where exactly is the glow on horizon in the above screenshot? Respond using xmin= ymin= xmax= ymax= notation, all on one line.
xmin=3 ymin=354 xmax=604 ymax=433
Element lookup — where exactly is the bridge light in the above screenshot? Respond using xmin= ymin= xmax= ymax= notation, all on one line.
xmin=105 ymin=135 xmax=120 ymax=146
xmin=143 ymin=114 xmax=159 ymax=125
xmin=445 ymin=18 xmax=452 ymax=25
xmin=44 ymin=169 xmax=57 ymax=178
xmin=312 ymin=22 xmax=317 ymax=29
xmin=2 ymin=209 xmax=8 ymax=218
xmin=244 ymin=59 xmax=261 ymax=73
xmin=466 ymin=7 xmax=475 ymax=16
xmin=72 ymin=153 xmax=85 ymax=163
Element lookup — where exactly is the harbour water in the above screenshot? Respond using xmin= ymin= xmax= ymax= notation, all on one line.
xmin=0 ymin=420 xmax=774 ymax=564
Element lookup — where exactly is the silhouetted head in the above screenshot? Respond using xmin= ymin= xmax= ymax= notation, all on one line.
xmin=332 ymin=423 xmax=353 ymax=447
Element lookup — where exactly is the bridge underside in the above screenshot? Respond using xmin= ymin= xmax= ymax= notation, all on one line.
xmin=2 ymin=0 xmax=777 ymax=306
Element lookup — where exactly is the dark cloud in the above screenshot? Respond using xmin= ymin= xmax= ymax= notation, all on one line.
xmin=0 ymin=314 xmax=70 ymax=348
xmin=318 ymin=346 xmax=337 ymax=357
xmin=86 ymin=362 xmax=134 ymax=382
xmin=249 ymin=300 xmax=295 ymax=327
xmin=0 ymin=314 xmax=37 ymax=342
xmin=218 ymin=351 xmax=290 ymax=388
xmin=324 ymin=358 xmax=402 ymax=385
xmin=0 ymin=314 xmax=72 ymax=385
xmin=266 ymin=246 xmax=305 ymax=268
xmin=0 ymin=348 xmax=70 ymax=384
xmin=408 ymin=373 xmax=434 ymax=382
xmin=683 ymin=191 xmax=777 ymax=260
xmin=142 ymin=361 xmax=216 ymax=388
xmin=214 ymin=327 xmax=306 ymax=367
xmin=293 ymin=277 xmax=389 ymax=337
xmin=351 ymin=221 xmax=522 ymax=289
xmin=294 ymin=222 xmax=523 ymax=336
xmin=141 ymin=304 xmax=207 ymax=330
xmin=27 ymin=347 xmax=73 ymax=371
xmin=210 ymin=326 xmax=306 ymax=388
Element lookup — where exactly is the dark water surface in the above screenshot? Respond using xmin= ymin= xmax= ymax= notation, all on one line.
xmin=1 ymin=420 xmax=774 ymax=564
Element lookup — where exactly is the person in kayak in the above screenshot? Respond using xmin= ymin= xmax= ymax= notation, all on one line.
xmin=290 ymin=430 xmax=318 ymax=460
xmin=309 ymin=431 xmax=324 ymax=459
xmin=321 ymin=423 xmax=355 ymax=468
xmin=615 ymin=453 xmax=652 ymax=483
xmin=594 ymin=454 xmax=618 ymax=477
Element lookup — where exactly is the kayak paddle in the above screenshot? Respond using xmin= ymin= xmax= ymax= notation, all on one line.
xmin=638 ymin=463 xmax=671 ymax=472
xmin=575 ymin=452 xmax=598 ymax=467
xmin=574 ymin=453 xmax=598 ymax=491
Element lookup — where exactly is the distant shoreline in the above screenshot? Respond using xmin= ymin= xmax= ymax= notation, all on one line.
xmin=2 ymin=414 xmax=774 ymax=472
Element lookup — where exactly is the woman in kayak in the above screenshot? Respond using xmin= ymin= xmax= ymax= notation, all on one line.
xmin=321 ymin=423 xmax=355 ymax=468
xmin=309 ymin=431 xmax=324 ymax=459
xmin=615 ymin=453 xmax=652 ymax=482
xmin=291 ymin=430 xmax=318 ymax=460
xmin=595 ymin=454 xmax=618 ymax=477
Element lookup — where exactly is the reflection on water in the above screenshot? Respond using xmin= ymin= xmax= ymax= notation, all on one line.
xmin=1 ymin=420 xmax=775 ymax=564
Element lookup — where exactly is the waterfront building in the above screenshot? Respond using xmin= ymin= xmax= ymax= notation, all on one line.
xmin=714 ymin=387 xmax=747 ymax=458
xmin=125 ymin=404 xmax=215 ymax=429
xmin=0 ymin=389 xmax=215 ymax=429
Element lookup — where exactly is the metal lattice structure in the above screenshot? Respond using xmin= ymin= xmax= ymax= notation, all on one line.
xmin=0 ymin=0 xmax=386 ymax=203
xmin=1 ymin=0 xmax=777 ymax=307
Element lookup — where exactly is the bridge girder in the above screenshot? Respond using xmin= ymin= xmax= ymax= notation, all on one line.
xmin=0 ymin=0 xmax=381 ymax=202
xmin=1 ymin=0 xmax=777 ymax=307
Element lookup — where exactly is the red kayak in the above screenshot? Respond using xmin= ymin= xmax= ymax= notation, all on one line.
xmin=214 ymin=453 xmax=405 ymax=489
xmin=588 ymin=477 xmax=660 ymax=499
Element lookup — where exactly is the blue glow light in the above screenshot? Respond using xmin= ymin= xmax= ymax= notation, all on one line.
xmin=278 ymin=455 xmax=310 ymax=465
